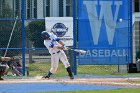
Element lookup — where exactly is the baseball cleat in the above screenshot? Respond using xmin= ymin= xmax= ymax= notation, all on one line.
xmin=70 ymin=76 xmax=74 ymax=79
xmin=42 ymin=75 xmax=50 ymax=79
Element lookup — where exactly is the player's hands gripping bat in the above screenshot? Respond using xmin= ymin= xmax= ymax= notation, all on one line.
xmin=61 ymin=45 xmax=86 ymax=54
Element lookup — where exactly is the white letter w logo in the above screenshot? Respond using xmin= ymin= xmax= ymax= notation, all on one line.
xmin=84 ymin=1 xmax=122 ymax=45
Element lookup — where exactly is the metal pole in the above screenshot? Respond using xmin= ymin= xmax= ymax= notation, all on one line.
xmin=73 ymin=0 xmax=77 ymax=75
xmin=21 ymin=0 xmax=26 ymax=76
xmin=130 ymin=0 xmax=133 ymax=63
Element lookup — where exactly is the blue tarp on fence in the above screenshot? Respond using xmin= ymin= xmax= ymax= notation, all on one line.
xmin=78 ymin=0 xmax=132 ymax=65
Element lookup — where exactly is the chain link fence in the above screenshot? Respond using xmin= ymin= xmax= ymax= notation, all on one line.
xmin=0 ymin=0 xmax=139 ymax=79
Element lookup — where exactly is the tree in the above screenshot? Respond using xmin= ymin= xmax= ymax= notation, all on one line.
xmin=0 ymin=1 xmax=21 ymax=56
xmin=25 ymin=20 xmax=45 ymax=48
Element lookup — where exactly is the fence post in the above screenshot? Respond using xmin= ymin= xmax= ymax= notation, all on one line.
xmin=73 ymin=0 xmax=77 ymax=75
xmin=21 ymin=0 xmax=26 ymax=76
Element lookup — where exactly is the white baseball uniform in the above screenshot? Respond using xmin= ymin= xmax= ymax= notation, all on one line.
xmin=43 ymin=32 xmax=70 ymax=73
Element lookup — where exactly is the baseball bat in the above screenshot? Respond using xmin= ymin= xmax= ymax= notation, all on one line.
xmin=68 ymin=48 xmax=86 ymax=54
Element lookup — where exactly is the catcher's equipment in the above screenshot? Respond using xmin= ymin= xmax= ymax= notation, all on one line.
xmin=0 ymin=64 xmax=8 ymax=80
xmin=0 ymin=64 xmax=7 ymax=75
xmin=41 ymin=31 xmax=50 ymax=39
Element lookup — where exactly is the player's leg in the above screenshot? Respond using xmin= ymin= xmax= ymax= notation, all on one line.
xmin=0 ymin=71 xmax=4 ymax=80
xmin=66 ymin=66 xmax=74 ymax=79
xmin=0 ymin=75 xmax=3 ymax=80
xmin=43 ymin=54 xmax=59 ymax=79
xmin=60 ymin=51 xmax=74 ymax=79
xmin=0 ymin=65 xmax=6 ymax=80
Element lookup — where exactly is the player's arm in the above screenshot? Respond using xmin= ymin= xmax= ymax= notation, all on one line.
xmin=54 ymin=37 xmax=68 ymax=50
xmin=57 ymin=39 xmax=64 ymax=46
xmin=49 ymin=42 xmax=64 ymax=50
xmin=0 ymin=57 xmax=13 ymax=61
xmin=57 ymin=40 xmax=68 ymax=50
xmin=49 ymin=38 xmax=67 ymax=50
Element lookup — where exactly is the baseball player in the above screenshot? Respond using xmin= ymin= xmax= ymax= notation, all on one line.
xmin=0 ymin=57 xmax=13 ymax=80
xmin=41 ymin=31 xmax=74 ymax=79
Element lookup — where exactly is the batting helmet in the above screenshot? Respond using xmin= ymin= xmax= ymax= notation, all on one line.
xmin=41 ymin=31 xmax=50 ymax=39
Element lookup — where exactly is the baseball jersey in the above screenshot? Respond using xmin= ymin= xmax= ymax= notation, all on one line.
xmin=44 ymin=32 xmax=62 ymax=54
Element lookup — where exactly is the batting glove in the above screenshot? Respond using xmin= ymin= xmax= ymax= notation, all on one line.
xmin=61 ymin=45 xmax=68 ymax=50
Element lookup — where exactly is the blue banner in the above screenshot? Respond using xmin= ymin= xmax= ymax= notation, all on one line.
xmin=78 ymin=0 xmax=132 ymax=65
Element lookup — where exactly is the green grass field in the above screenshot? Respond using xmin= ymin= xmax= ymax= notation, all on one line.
xmin=26 ymin=62 xmax=140 ymax=77
xmin=4 ymin=61 xmax=140 ymax=83
xmin=33 ymin=88 xmax=140 ymax=93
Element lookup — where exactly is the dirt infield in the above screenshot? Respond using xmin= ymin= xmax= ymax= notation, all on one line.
xmin=1 ymin=76 xmax=140 ymax=88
